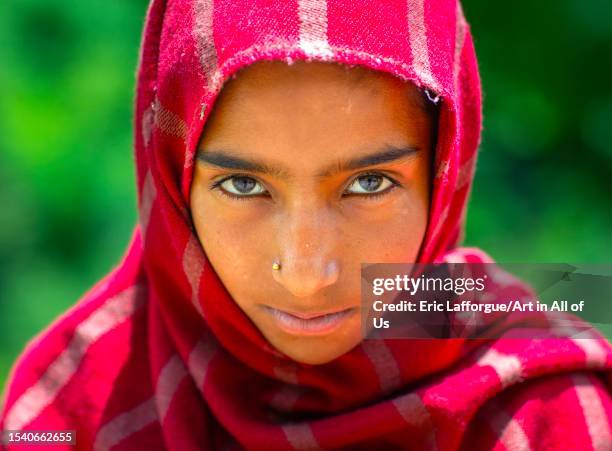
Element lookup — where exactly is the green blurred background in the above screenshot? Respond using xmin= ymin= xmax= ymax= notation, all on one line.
xmin=1 ymin=0 xmax=611 ymax=387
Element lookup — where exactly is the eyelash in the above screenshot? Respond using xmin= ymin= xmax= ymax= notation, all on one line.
xmin=343 ymin=172 xmax=400 ymax=199
xmin=209 ymin=172 xmax=400 ymax=201
xmin=209 ymin=175 xmax=267 ymax=202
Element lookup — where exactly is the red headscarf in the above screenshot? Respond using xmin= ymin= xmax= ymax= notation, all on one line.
xmin=3 ymin=1 xmax=612 ymax=449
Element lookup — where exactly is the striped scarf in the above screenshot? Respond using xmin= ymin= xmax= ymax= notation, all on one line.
xmin=2 ymin=1 xmax=611 ymax=449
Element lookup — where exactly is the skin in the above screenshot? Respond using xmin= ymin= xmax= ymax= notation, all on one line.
xmin=190 ymin=60 xmax=433 ymax=365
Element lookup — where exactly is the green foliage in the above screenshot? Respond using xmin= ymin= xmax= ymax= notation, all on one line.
xmin=0 ymin=0 xmax=148 ymax=385
xmin=462 ymin=0 xmax=612 ymax=262
xmin=1 ymin=0 xmax=611 ymax=387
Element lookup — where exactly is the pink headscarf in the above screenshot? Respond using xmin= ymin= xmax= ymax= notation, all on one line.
xmin=2 ymin=1 xmax=611 ymax=449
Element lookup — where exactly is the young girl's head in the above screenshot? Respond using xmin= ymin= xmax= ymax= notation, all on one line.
xmin=127 ymin=0 xmax=482 ymax=378
xmin=190 ymin=60 xmax=436 ymax=364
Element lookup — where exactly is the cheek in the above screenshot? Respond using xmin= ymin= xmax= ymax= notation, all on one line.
xmin=343 ymin=188 xmax=429 ymax=264
xmin=190 ymin=194 xmax=274 ymax=303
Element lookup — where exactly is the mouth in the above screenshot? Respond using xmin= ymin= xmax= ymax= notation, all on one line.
xmin=261 ymin=305 xmax=356 ymax=336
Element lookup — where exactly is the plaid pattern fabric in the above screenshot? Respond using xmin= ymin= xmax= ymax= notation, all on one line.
xmin=2 ymin=1 xmax=611 ymax=449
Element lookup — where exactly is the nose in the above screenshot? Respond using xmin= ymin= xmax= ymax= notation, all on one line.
xmin=271 ymin=205 xmax=341 ymax=298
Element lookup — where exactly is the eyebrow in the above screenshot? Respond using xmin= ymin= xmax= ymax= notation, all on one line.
xmin=195 ymin=145 xmax=419 ymax=178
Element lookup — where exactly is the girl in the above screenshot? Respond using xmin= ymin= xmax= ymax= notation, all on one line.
xmin=2 ymin=0 xmax=611 ymax=449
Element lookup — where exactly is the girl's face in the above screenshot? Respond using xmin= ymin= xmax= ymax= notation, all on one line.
xmin=190 ymin=61 xmax=432 ymax=365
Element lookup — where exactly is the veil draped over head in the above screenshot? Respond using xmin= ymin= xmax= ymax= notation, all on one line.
xmin=2 ymin=1 xmax=612 ymax=449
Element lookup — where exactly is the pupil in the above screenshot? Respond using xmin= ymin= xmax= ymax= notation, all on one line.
xmin=232 ymin=177 xmax=256 ymax=193
xmin=359 ymin=175 xmax=382 ymax=192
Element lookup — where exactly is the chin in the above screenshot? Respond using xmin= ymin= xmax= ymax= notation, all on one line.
xmin=274 ymin=334 xmax=363 ymax=365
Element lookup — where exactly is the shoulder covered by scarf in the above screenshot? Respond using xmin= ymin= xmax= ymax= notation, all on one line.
xmin=2 ymin=0 xmax=612 ymax=449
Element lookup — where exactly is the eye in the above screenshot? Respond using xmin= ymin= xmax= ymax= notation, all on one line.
xmin=215 ymin=175 xmax=267 ymax=197
xmin=345 ymin=173 xmax=396 ymax=196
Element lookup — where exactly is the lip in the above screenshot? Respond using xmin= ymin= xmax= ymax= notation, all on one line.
xmin=262 ymin=306 xmax=356 ymax=336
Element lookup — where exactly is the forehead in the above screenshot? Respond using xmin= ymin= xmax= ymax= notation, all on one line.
xmin=215 ymin=60 xmax=428 ymax=112
xmin=197 ymin=60 xmax=433 ymax=175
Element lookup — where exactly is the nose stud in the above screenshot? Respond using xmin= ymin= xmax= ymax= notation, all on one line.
xmin=272 ymin=261 xmax=282 ymax=271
